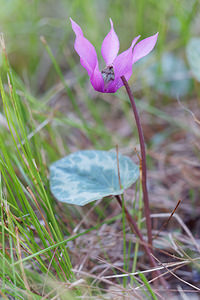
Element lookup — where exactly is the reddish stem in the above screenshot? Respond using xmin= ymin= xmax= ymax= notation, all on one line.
xmin=115 ymin=195 xmax=153 ymax=264
xmin=121 ymin=75 xmax=152 ymax=247
xmin=115 ymin=195 xmax=168 ymax=288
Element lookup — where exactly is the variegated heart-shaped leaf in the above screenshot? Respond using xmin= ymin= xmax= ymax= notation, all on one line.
xmin=50 ymin=150 xmax=139 ymax=206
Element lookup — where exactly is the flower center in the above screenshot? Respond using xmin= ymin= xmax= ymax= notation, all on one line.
xmin=101 ymin=65 xmax=115 ymax=84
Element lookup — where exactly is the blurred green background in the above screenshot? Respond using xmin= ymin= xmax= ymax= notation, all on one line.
xmin=0 ymin=0 xmax=199 ymax=95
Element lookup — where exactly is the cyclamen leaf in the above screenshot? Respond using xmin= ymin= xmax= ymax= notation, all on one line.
xmin=50 ymin=150 xmax=139 ymax=206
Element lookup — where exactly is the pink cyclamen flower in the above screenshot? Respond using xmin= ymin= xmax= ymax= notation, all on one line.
xmin=70 ymin=18 xmax=158 ymax=93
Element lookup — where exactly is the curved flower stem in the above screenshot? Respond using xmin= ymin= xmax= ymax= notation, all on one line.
xmin=115 ymin=195 xmax=168 ymax=288
xmin=115 ymin=195 xmax=153 ymax=263
xmin=121 ymin=75 xmax=152 ymax=247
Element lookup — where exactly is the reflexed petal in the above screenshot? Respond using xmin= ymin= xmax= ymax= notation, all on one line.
xmin=70 ymin=18 xmax=98 ymax=76
xmin=101 ymin=18 xmax=120 ymax=66
xmin=132 ymin=32 xmax=158 ymax=64
xmin=107 ymin=36 xmax=140 ymax=92
xmin=113 ymin=36 xmax=140 ymax=78
xmin=70 ymin=17 xmax=83 ymax=36
xmin=90 ymin=65 xmax=104 ymax=92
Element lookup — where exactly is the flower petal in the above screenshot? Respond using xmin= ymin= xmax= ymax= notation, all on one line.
xmin=107 ymin=36 xmax=140 ymax=92
xmin=132 ymin=32 xmax=158 ymax=64
xmin=90 ymin=64 xmax=104 ymax=92
xmin=70 ymin=18 xmax=98 ymax=76
xmin=113 ymin=36 xmax=140 ymax=78
xmin=101 ymin=18 xmax=120 ymax=66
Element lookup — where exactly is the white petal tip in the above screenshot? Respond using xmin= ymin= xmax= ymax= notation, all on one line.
xmin=109 ymin=18 xmax=113 ymax=27
xmin=131 ymin=35 xmax=141 ymax=47
xmin=70 ymin=18 xmax=75 ymax=25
